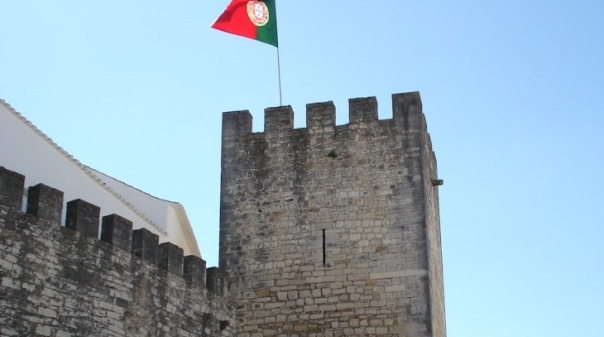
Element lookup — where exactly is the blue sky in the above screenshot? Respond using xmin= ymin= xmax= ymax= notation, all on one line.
xmin=1 ymin=1 xmax=603 ymax=336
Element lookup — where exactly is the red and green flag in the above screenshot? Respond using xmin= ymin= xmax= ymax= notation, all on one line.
xmin=212 ymin=0 xmax=279 ymax=47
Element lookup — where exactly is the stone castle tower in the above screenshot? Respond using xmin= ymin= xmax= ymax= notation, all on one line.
xmin=219 ymin=92 xmax=446 ymax=337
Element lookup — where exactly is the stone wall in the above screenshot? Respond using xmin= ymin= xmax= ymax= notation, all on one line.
xmin=219 ymin=92 xmax=446 ymax=337
xmin=0 ymin=167 xmax=235 ymax=337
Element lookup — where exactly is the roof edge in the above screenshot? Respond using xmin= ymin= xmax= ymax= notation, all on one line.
xmin=169 ymin=202 xmax=202 ymax=258
xmin=0 ymin=99 xmax=168 ymax=235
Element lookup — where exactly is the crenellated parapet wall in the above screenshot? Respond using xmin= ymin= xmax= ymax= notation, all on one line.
xmin=222 ymin=92 xmax=426 ymax=142
xmin=219 ymin=92 xmax=446 ymax=337
xmin=0 ymin=166 xmax=235 ymax=337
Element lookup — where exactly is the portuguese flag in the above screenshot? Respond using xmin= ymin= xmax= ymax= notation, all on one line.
xmin=212 ymin=0 xmax=279 ymax=47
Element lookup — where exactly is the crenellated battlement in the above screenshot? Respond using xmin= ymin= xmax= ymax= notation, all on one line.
xmin=222 ymin=91 xmax=425 ymax=140
xmin=0 ymin=165 xmax=236 ymax=336
xmin=0 ymin=165 xmax=229 ymax=295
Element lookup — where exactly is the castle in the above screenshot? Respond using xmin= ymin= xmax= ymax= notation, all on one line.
xmin=0 ymin=92 xmax=446 ymax=336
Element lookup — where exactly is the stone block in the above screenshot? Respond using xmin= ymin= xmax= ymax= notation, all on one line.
xmin=183 ymin=255 xmax=206 ymax=287
xmin=65 ymin=199 xmax=100 ymax=238
xmin=349 ymin=96 xmax=378 ymax=124
xmin=392 ymin=91 xmax=423 ymax=130
xmin=158 ymin=242 xmax=184 ymax=276
xmin=306 ymin=101 xmax=336 ymax=134
xmin=100 ymin=214 xmax=133 ymax=251
xmin=132 ymin=228 xmax=159 ymax=264
xmin=207 ymin=267 xmax=228 ymax=296
xmin=264 ymin=105 xmax=293 ymax=132
xmin=0 ymin=166 xmax=25 ymax=209
xmin=26 ymin=183 xmax=63 ymax=223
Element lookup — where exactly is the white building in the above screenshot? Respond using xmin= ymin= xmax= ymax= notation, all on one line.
xmin=0 ymin=99 xmax=201 ymax=257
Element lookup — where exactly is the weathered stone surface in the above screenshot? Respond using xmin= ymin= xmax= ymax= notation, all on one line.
xmin=101 ymin=214 xmax=133 ymax=252
xmin=132 ymin=228 xmax=159 ymax=264
xmin=0 ymin=166 xmax=235 ymax=336
xmin=1 ymin=92 xmax=445 ymax=337
xmin=26 ymin=183 xmax=63 ymax=223
xmin=65 ymin=198 xmax=100 ymax=238
xmin=159 ymin=242 xmax=184 ymax=276
xmin=0 ymin=166 xmax=25 ymax=210
xmin=184 ymin=255 xmax=207 ymax=287
xmin=220 ymin=92 xmax=446 ymax=337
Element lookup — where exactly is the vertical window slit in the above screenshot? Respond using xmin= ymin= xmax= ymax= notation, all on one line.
xmin=322 ymin=229 xmax=326 ymax=266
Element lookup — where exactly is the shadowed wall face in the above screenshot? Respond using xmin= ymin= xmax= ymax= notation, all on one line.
xmin=220 ymin=92 xmax=446 ymax=337
xmin=0 ymin=167 xmax=235 ymax=337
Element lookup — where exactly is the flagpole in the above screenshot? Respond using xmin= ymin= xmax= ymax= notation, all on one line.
xmin=277 ymin=47 xmax=283 ymax=106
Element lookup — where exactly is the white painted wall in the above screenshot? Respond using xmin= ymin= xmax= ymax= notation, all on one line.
xmin=90 ymin=168 xmax=200 ymax=257
xmin=0 ymin=100 xmax=200 ymax=257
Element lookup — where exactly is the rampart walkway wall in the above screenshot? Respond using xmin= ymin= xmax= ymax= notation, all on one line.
xmin=0 ymin=167 xmax=235 ymax=337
